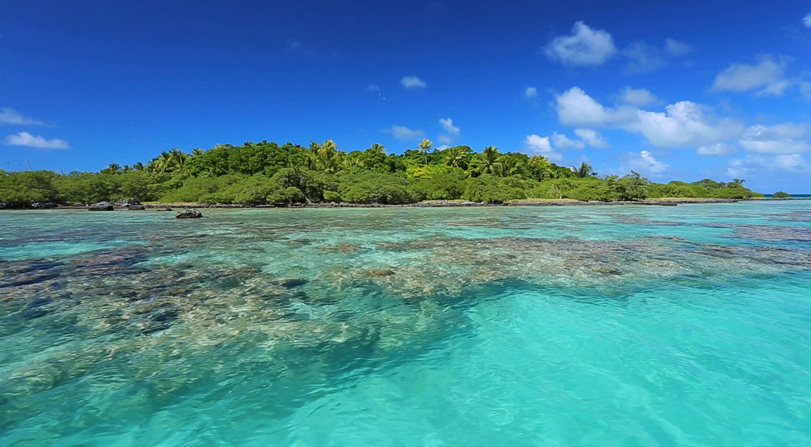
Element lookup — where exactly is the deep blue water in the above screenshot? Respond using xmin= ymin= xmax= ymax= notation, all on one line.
xmin=1 ymin=201 xmax=811 ymax=446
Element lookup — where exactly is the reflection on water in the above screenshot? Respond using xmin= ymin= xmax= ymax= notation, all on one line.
xmin=1 ymin=202 xmax=811 ymax=445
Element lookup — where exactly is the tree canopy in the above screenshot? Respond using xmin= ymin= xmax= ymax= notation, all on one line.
xmin=0 ymin=140 xmax=762 ymax=207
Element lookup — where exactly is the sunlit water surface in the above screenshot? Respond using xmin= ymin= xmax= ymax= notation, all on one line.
xmin=1 ymin=202 xmax=810 ymax=446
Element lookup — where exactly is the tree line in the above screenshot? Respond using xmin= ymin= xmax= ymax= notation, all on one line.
xmin=0 ymin=139 xmax=761 ymax=207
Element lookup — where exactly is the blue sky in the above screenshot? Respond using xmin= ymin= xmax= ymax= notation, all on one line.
xmin=1 ymin=0 xmax=810 ymax=192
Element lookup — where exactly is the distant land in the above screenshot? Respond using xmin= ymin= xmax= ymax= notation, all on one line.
xmin=0 ymin=140 xmax=771 ymax=209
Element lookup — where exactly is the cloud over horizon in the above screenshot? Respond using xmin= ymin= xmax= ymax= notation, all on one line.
xmin=0 ymin=108 xmax=45 ymax=126
xmin=4 ymin=131 xmax=69 ymax=149
xmin=387 ymin=125 xmax=424 ymax=141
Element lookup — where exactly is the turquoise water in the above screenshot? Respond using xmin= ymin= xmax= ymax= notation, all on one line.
xmin=1 ymin=202 xmax=811 ymax=446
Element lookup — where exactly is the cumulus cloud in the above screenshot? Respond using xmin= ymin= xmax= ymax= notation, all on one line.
xmin=525 ymin=87 xmax=538 ymax=98
xmin=554 ymin=87 xmax=629 ymax=127
xmin=622 ymin=41 xmax=665 ymax=74
xmin=804 ymin=14 xmax=811 ymax=27
xmin=525 ymin=134 xmax=562 ymax=161
xmin=728 ymin=153 xmax=811 ymax=177
xmin=0 ymin=108 xmax=45 ymax=126
xmin=738 ymin=123 xmax=811 ymax=154
xmin=697 ymin=143 xmax=737 ymax=156
xmin=619 ymin=87 xmax=659 ymax=106
xmin=388 ymin=125 xmax=424 ymax=141
xmin=543 ymin=21 xmax=617 ymax=66
xmin=438 ymin=118 xmax=461 ymax=144
xmin=712 ymin=56 xmax=791 ymax=96
xmin=664 ymin=38 xmax=692 ymax=57
xmin=4 ymin=131 xmax=69 ymax=149
xmin=555 ymin=86 xmax=745 ymax=148
xmin=551 ymin=132 xmax=585 ymax=150
xmin=574 ymin=128 xmax=610 ymax=148
xmin=624 ymin=150 xmax=668 ymax=175
xmin=401 ymin=76 xmax=427 ymax=89
xmin=628 ymin=101 xmax=745 ymax=148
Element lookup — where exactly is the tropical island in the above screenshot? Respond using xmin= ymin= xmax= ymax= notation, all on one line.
xmin=0 ymin=139 xmax=764 ymax=208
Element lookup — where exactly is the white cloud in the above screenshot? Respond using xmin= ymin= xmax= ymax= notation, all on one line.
xmin=697 ymin=143 xmax=737 ymax=156
xmin=388 ymin=125 xmax=424 ymax=141
xmin=664 ymin=38 xmax=692 ymax=57
xmin=439 ymin=118 xmax=460 ymax=136
xmin=619 ymin=87 xmax=659 ymax=106
xmin=712 ymin=56 xmax=791 ymax=96
xmin=556 ymin=87 xmax=744 ymax=148
xmin=625 ymin=150 xmax=668 ymax=175
xmin=0 ymin=108 xmax=45 ymax=126
xmin=574 ymin=128 xmax=610 ymax=148
xmin=438 ymin=118 xmax=461 ymax=145
xmin=544 ymin=21 xmax=617 ymax=66
xmin=739 ymin=123 xmax=811 ymax=154
xmin=525 ymin=87 xmax=538 ymax=98
xmin=628 ymin=101 xmax=745 ymax=148
xmin=804 ymin=14 xmax=811 ymax=27
xmin=774 ymin=154 xmax=809 ymax=171
xmin=622 ymin=41 xmax=665 ymax=74
xmin=525 ymin=134 xmax=562 ymax=161
xmin=401 ymin=76 xmax=427 ymax=89
xmin=551 ymin=132 xmax=585 ymax=150
xmin=554 ymin=87 xmax=628 ymax=127
xmin=367 ymin=84 xmax=380 ymax=91
xmin=728 ymin=153 xmax=811 ymax=177
xmin=4 ymin=131 xmax=69 ymax=149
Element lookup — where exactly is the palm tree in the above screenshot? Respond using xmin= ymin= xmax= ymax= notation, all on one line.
xmin=418 ymin=138 xmax=432 ymax=164
xmin=152 ymin=148 xmax=188 ymax=174
xmin=368 ymin=143 xmax=386 ymax=157
xmin=101 ymin=162 xmax=122 ymax=175
xmin=316 ymin=140 xmax=343 ymax=173
xmin=496 ymin=155 xmax=525 ymax=177
xmin=529 ymin=155 xmax=552 ymax=181
xmin=478 ymin=146 xmax=501 ymax=175
xmin=572 ymin=162 xmax=595 ymax=178
xmin=444 ymin=146 xmax=466 ymax=168
xmin=191 ymin=148 xmax=205 ymax=157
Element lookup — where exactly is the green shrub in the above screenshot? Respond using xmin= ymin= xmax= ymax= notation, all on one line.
xmin=323 ymin=191 xmax=342 ymax=202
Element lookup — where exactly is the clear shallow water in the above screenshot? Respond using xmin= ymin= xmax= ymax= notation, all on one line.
xmin=1 ymin=202 xmax=811 ymax=446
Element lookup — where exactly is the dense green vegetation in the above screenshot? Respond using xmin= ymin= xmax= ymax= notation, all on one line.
xmin=773 ymin=191 xmax=790 ymax=198
xmin=0 ymin=139 xmax=762 ymax=207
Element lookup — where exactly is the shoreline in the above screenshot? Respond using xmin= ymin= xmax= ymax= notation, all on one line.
xmin=3 ymin=197 xmax=803 ymax=211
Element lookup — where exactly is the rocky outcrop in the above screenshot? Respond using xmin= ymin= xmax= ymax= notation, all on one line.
xmin=127 ymin=205 xmax=146 ymax=210
xmin=88 ymin=201 xmax=114 ymax=211
xmin=176 ymin=209 xmax=202 ymax=219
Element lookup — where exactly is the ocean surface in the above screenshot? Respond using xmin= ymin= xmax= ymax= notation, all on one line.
xmin=1 ymin=201 xmax=810 ymax=446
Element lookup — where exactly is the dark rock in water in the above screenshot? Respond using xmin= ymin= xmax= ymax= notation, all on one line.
xmin=89 ymin=201 xmax=114 ymax=211
xmin=367 ymin=269 xmax=395 ymax=277
xmin=176 ymin=209 xmax=202 ymax=219
xmin=30 ymin=202 xmax=57 ymax=209
xmin=120 ymin=198 xmax=141 ymax=206
xmin=593 ymin=267 xmax=623 ymax=276
xmin=1 ymin=271 xmax=61 ymax=288
xmin=153 ymin=207 xmax=173 ymax=211
xmin=19 ymin=307 xmax=49 ymax=319
xmin=0 ymin=202 xmax=7 ymax=209
xmin=127 ymin=205 xmax=146 ymax=210
xmin=279 ymin=278 xmax=308 ymax=289
xmin=319 ymin=243 xmax=363 ymax=251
